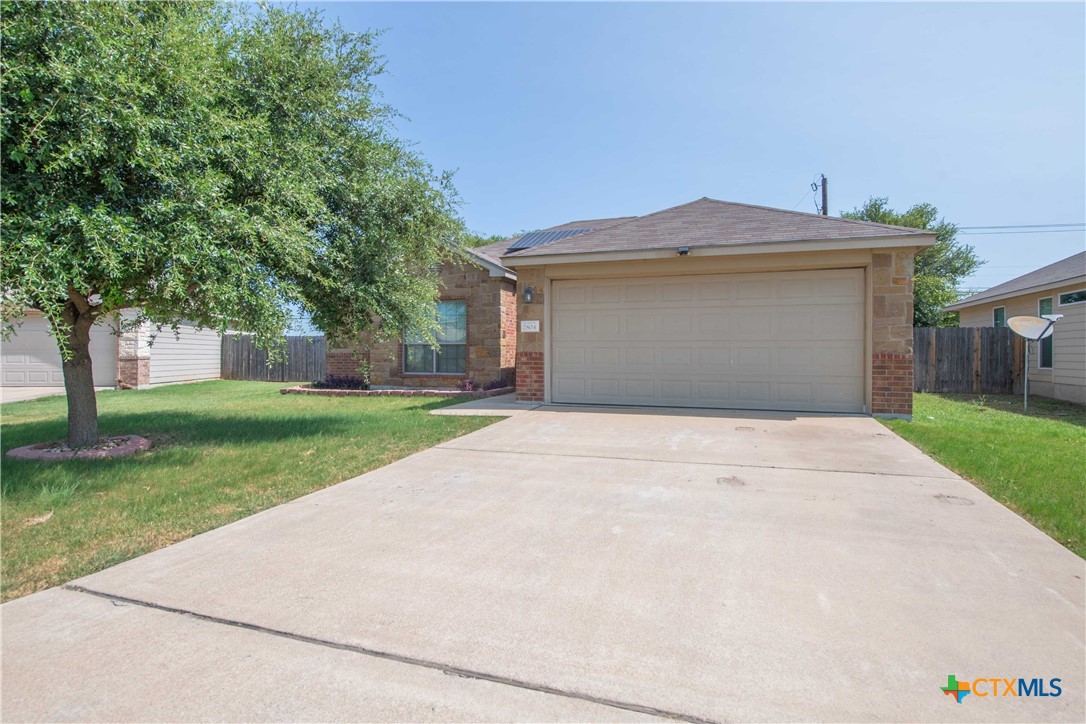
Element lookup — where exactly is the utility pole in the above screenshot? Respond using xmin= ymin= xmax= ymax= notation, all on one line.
xmin=820 ymin=174 xmax=828 ymax=216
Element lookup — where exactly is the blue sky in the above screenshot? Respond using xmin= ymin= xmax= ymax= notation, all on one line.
xmin=305 ymin=1 xmax=1085 ymax=293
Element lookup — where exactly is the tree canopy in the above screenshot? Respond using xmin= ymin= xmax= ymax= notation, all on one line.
xmin=842 ymin=197 xmax=982 ymax=327
xmin=1 ymin=1 xmax=465 ymax=444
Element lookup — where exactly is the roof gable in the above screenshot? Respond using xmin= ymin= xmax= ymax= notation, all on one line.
xmin=946 ymin=251 xmax=1086 ymax=310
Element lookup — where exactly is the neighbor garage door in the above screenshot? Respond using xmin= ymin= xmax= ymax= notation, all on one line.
xmin=1 ymin=313 xmax=118 ymax=387
xmin=551 ymin=268 xmax=865 ymax=413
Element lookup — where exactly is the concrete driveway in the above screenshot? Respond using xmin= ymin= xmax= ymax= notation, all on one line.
xmin=3 ymin=406 xmax=1084 ymax=722
xmin=0 ymin=386 xmax=112 ymax=403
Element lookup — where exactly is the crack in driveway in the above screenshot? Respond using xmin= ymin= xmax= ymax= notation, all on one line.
xmin=434 ymin=444 xmax=960 ymax=480
xmin=64 ymin=584 xmax=718 ymax=724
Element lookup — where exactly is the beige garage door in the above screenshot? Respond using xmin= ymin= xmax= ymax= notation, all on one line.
xmin=551 ymin=268 xmax=865 ymax=413
xmin=1 ymin=312 xmax=118 ymax=387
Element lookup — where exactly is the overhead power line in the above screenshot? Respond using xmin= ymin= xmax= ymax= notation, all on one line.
xmin=958 ymin=229 xmax=1085 ymax=235
xmin=958 ymin=222 xmax=1085 ymax=236
xmin=958 ymin=223 xmax=1085 ymax=230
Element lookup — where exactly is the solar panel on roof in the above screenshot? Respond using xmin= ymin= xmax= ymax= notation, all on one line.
xmin=507 ymin=228 xmax=592 ymax=251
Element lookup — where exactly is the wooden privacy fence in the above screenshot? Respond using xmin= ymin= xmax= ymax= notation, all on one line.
xmin=221 ymin=335 xmax=327 ymax=382
xmin=914 ymin=327 xmax=1023 ymax=394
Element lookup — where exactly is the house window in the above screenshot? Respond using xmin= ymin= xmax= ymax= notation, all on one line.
xmin=1038 ymin=297 xmax=1053 ymax=369
xmin=992 ymin=306 xmax=1006 ymax=328
xmin=1058 ymin=290 xmax=1086 ymax=306
xmin=403 ymin=301 xmax=467 ymax=374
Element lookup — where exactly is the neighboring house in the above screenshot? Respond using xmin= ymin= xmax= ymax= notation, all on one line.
xmin=327 ymin=249 xmax=518 ymax=388
xmin=946 ymin=251 xmax=1086 ymax=405
xmin=1 ymin=310 xmax=222 ymax=390
xmin=338 ymin=196 xmax=935 ymax=417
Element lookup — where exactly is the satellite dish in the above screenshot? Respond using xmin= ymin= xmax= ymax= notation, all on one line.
xmin=1008 ymin=316 xmax=1057 ymax=340
xmin=1006 ymin=315 xmax=1063 ymax=410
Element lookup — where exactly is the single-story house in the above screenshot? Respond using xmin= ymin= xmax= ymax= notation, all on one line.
xmin=1 ymin=310 xmax=222 ymax=390
xmin=337 ymin=196 xmax=935 ymax=417
xmin=946 ymin=251 xmax=1086 ymax=405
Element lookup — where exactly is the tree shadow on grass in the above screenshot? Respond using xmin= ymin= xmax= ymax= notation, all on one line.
xmin=2 ymin=410 xmax=374 ymax=452
xmin=0 ymin=399 xmax=487 ymax=502
xmin=0 ymin=410 xmax=383 ymax=497
xmin=934 ymin=393 xmax=1086 ymax=428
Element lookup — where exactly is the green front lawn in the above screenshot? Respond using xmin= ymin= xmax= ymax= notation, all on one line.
xmin=0 ymin=381 xmax=495 ymax=601
xmin=883 ymin=393 xmax=1086 ymax=558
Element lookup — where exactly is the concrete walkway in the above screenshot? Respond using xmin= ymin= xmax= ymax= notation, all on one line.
xmin=430 ymin=392 xmax=540 ymax=416
xmin=3 ymin=407 xmax=1084 ymax=722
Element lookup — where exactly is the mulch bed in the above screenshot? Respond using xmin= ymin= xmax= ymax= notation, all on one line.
xmin=280 ymin=385 xmax=515 ymax=399
xmin=6 ymin=435 xmax=152 ymax=462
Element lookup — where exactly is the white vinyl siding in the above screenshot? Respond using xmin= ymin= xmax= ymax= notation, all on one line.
xmin=551 ymin=268 xmax=865 ymax=413
xmin=148 ymin=324 xmax=222 ymax=385
xmin=1 ymin=312 xmax=117 ymax=387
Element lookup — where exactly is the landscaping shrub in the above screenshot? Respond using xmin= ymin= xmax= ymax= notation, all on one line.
xmin=458 ymin=379 xmax=477 ymax=392
xmin=483 ymin=377 xmax=509 ymax=391
xmin=311 ymin=375 xmax=369 ymax=390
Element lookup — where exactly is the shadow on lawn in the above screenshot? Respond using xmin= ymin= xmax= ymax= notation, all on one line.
xmin=1 ymin=411 xmax=373 ymax=454
xmin=935 ymin=393 xmax=1086 ymax=427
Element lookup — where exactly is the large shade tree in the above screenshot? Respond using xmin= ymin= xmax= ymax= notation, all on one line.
xmin=2 ymin=1 xmax=464 ymax=446
xmin=842 ymin=197 xmax=982 ymax=327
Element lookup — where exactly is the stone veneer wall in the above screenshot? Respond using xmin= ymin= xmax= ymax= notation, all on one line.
xmin=514 ymin=267 xmax=546 ymax=402
xmin=348 ymin=260 xmax=516 ymax=388
xmin=871 ymin=250 xmax=916 ymax=417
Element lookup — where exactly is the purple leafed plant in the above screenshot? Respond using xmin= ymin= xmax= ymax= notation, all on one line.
xmin=311 ymin=375 xmax=369 ymax=390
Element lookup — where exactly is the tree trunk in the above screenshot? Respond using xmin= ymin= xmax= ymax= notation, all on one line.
xmin=60 ymin=311 xmax=99 ymax=448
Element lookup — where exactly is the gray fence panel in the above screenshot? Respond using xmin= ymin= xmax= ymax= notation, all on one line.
xmin=913 ymin=327 xmax=1021 ymax=394
xmin=221 ymin=335 xmax=327 ymax=382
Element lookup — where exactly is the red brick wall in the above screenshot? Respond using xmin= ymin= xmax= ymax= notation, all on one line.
xmin=872 ymin=353 xmax=913 ymax=416
xmin=326 ymin=349 xmax=365 ymax=378
xmin=516 ymin=351 xmax=544 ymax=402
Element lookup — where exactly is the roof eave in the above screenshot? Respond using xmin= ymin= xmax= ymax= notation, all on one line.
xmin=464 ymin=248 xmax=516 ymax=280
xmin=500 ymin=233 xmax=935 ymax=267
xmin=945 ymin=274 xmax=1086 ymax=311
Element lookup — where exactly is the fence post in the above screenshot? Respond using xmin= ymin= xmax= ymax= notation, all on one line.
xmin=927 ymin=329 xmax=937 ymax=392
xmin=977 ymin=327 xmax=986 ymax=392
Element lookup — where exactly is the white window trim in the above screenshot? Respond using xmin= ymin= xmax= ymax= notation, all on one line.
xmin=1058 ymin=289 xmax=1086 ymax=307
xmin=992 ymin=306 xmax=1006 ymax=327
xmin=1037 ymin=297 xmax=1054 ymax=369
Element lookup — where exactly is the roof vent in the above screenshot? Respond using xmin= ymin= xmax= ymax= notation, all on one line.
xmin=507 ymin=228 xmax=592 ymax=252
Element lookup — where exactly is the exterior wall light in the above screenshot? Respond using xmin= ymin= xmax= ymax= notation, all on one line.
xmin=523 ymin=286 xmax=534 ymax=304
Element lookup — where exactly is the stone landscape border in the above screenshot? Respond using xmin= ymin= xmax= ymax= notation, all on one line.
xmin=280 ymin=385 xmax=514 ymax=399
xmin=7 ymin=435 xmax=152 ymax=462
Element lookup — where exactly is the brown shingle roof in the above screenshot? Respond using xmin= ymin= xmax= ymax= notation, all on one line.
xmin=500 ymin=197 xmax=932 ymax=260
xmin=945 ymin=251 xmax=1086 ymax=310
xmin=472 ymin=216 xmax=634 ymax=267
